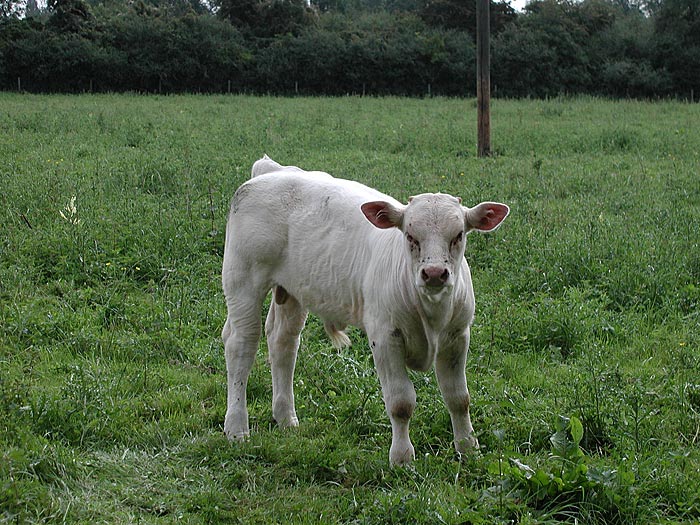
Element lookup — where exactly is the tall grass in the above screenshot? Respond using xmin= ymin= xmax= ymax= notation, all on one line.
xmin=1 ymin=93 xmax=699 ymax=524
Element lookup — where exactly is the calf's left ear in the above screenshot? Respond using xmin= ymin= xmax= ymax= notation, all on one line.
xmin=361 ymin=201 xmax=405 ymax=229
xmin=464 ymin=202 xmax=510 ymax=232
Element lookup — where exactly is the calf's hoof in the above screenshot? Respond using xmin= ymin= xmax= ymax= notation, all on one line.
xmin=274 ymin=415 xmax=299 ymax=429
xmin=389 ymin=442 xmax=416 ymax=467
xmin=455 ymin=434 xmax=479 ymax=455
xmin=225 ymin=430 xmax=249 ymax=442
xmin=224 ymin=414 xmax=250 ymax=442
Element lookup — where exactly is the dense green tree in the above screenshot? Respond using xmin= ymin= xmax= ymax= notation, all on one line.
xmin=0 ymin=0 xmax=698 ymax=96
xmin=215 ymin=0 xmax=316 ymax=37
xmin=0 ymin=0 xmax=22 ymax=17
xmin=419 ymin=0 xmax=516 ymax=34
xmin=214 ymin=0 xmax=258 ymax=27
xmin=492 ymin=0 xmax=672 ymax=97
xmin=311 ymin=0 xmax=422 ymax=12
xmin=492 ymin=20 xmax=558 ymax=96
xmin=2 ymin=20 xmax=106 ymax=91
xmin=256 ymin=0 xmax=318 ymax=36
xmin=25 ymin=0 xmax=41 ymax=17
xmin=652 ymin=0 xmax=700 ymax=96
xmin=47 ymin=0 xmax=95 ymax=33
xmin=575 ymin=0 xmax=620 ymax=33
xmin=588 ymin=2 xmax=671 ymax=96
xmin=100 ymin=5 xmax=248 ymax=91
xmin=493 ymin=0 xmax=592 ymax=96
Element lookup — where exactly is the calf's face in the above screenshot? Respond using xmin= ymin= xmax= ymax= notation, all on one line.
xmin=401 ymin=194 xmax=466 ymax=298
xmin=361 ymin=193 xmax=509 ymax=299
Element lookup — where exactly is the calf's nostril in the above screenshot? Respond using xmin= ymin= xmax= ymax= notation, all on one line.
xmin=440 ymin=269 xmax=449 ymax=282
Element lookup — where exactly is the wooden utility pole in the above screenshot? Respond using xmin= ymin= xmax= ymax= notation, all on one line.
xmin=476 ymin=0 xmax=491 ymax=157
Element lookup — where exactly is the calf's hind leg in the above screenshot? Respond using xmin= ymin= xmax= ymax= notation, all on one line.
xmin=265 ymin=288 xmax=308 ymax=429
xmin=223 ymin=289 xmax=265 ymax=441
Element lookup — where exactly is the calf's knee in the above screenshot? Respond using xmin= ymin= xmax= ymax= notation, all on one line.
xmin=390 ymin=399 xmax=415 ymax=422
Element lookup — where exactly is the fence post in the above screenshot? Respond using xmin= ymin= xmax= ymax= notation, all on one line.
xmin=17 ymin=77 xmax=21 ymax=92
xmin=476 ymin=0 xmax=491 ymax=157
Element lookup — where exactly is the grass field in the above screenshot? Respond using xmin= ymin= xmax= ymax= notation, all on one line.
xmin=1 ymin=93 xmax=699 ymax=524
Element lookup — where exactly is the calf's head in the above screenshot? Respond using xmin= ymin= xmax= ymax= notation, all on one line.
xmin=361 ymin=193 xmax=509 ymax=299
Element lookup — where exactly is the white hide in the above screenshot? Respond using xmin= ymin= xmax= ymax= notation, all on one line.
xmin=222 ymin=155 xmax=509 ymax=466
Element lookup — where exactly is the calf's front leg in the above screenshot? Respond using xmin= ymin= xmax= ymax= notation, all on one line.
xmin=369 ymin=330 xmax=416 ymax=466
xmin=435 ymin=329 xmax=479 ymax=455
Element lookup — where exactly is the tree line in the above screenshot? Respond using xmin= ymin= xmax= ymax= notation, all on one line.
xmin=0 ymin=0 xmax=698 ymax=98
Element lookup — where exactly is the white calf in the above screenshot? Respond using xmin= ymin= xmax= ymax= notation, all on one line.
xmin=222 ymin=155 xmax=509 ymax=465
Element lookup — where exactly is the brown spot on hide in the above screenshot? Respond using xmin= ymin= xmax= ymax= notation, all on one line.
xmin=391 ymin=401 xmax=414 ymax=421
xmin=449 ymin=393 xmax=471 ymax=413
xmin=274 ymin=286 xmax=289 ymax=305
xmin=391 ymin=328 xmax=402 ymax=338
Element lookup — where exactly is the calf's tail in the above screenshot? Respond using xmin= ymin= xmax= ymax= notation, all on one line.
xmin=324 ymin=321 xmax=351 ymax=350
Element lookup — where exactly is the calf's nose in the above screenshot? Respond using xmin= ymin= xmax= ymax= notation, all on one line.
xmin=421 ymin=266 xmax=450 ymax=287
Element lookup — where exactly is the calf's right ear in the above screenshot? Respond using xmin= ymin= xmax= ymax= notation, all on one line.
xmin=361 ymin=201 xmax=404 ymax=229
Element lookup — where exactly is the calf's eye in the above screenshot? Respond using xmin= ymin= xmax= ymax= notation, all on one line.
xmin=406 ymin=234 xmax=420 ymax=249
xmin=451 ymin=232 xmax=463 ymax=248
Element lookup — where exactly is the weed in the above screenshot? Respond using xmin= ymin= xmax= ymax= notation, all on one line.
xmin=483 ymin=416 xmax=637 ymax=520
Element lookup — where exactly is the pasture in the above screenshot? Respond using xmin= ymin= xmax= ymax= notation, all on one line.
xmin=1 ymin=93 xmax=699 ymax=524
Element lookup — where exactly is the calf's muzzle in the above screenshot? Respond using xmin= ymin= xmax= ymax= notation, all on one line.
xmin=421 ymin=266 xmax=450 ymax=287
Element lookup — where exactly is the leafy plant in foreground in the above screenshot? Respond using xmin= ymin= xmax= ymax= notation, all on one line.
xmin=485 ymin=416 xmax=636 ymax=518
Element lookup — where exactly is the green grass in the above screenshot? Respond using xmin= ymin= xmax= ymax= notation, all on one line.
xmin=1 ymin=93 xmax=699 ymax=524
